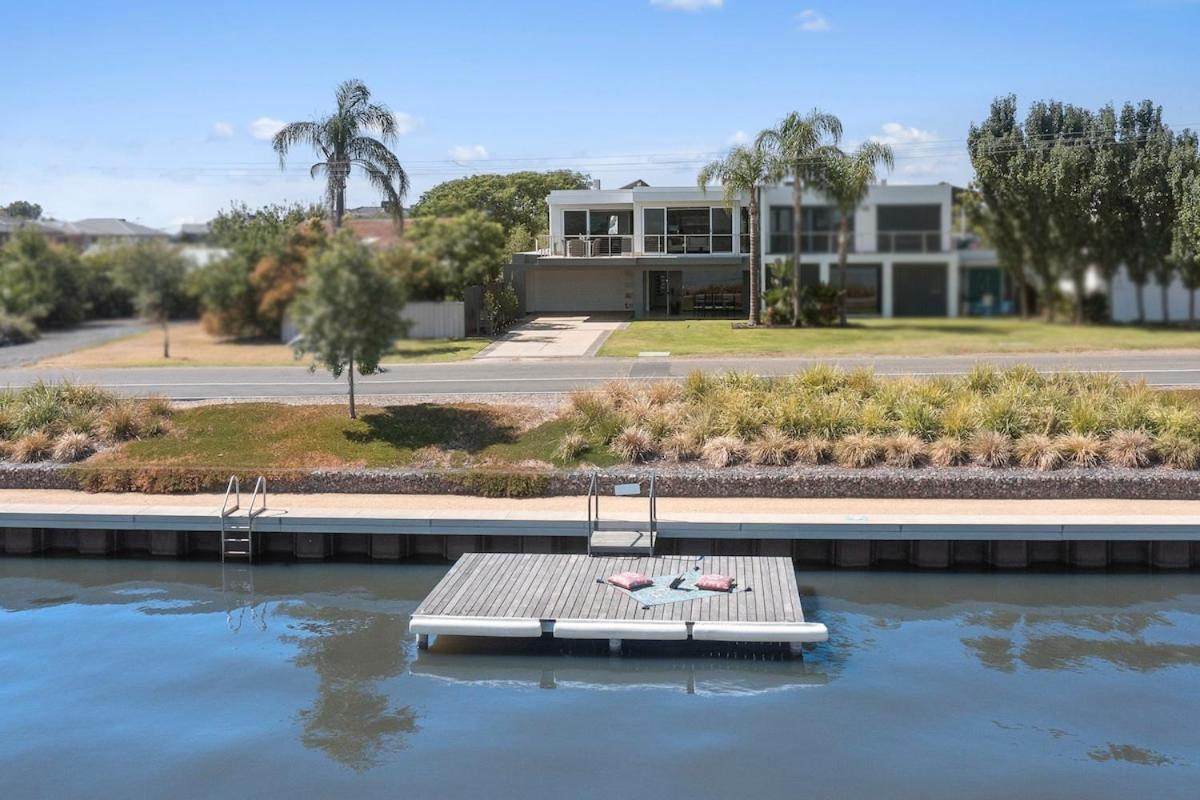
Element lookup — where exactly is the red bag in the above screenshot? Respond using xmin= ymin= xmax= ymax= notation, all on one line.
xmin=695 ymin=574 xmax=735 ymax=592
xmin=607 ymin=571 xmax=653 ymax=590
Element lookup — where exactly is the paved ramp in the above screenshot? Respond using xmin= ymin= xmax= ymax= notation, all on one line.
xmin=475 ymin=315 xmax=625 ymax=359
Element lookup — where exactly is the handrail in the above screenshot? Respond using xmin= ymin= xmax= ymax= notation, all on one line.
xmin=248 ymin=476 xmax=267 ymax=520
xmin=648 ymin=472 xmax=657 ymax=556
xmin=586 ymin=471 xmax=598 ymax=556
xmin=220 ymin=475 xmax=240 ymax=517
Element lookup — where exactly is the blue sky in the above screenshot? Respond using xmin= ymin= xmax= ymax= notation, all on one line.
xmin=1 ymin=0 xmax=1197 ymax=228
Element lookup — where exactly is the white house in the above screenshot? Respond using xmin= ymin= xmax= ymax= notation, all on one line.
xmin=510 ymin=181 xmax=1016 ymax=319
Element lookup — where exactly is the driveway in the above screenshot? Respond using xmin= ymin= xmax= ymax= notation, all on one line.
xmin=0 ymin=319 xmax=148 ymax=368
xmin=474 ymin=315 xmax=627 ymax=359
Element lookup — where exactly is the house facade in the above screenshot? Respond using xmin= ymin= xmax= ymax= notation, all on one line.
xmin=510 ymin=181 xmax=1015 ymax=319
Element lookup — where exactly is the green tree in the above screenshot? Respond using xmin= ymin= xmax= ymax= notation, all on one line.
xmin=698 ymin=144 xmax=772 ymax=326
xmin=0 ymin=229 xmax=86 ymax=326
xmin=292 ymin=231 xmax=407 ymax=419
xmin=823 ymin=142 xmax=895 ymax=327
xmin=79 ymin=248 xmax=135 ymax=318
xmin=1164 ymin=129 xmax=1200 ymax=322
xmin=411 ymin=171 xmax=591 ymax=238
xmin=112 ymin=240 xmax=190 ymax=358
xmin=1122 ymin=100 xmax=1175 ymax=323
xmin=2 ymin=201 xmax=42 ymax=220
xmin=756 ymin=110 xmax=843 ymax=325
xmin=407 ymin=211 xmax=507 ymax=300
xmin=273 ymin=80 xmax=409 ymax=229
xmin=1175 ymin=174 xmax=1200 ymax=326
xmin=1043 ymin=103 xmax=1096 ymax=324
xmin=1087 ymin=105 xmax=1133 ymax=321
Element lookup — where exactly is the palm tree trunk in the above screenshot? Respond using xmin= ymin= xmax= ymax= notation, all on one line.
xmin=334 ymin=180 xmax=346 ymax=229
xmin=347 ymin=353 xmax=357 ymax=419
xmin=837 ymin=216 xmax=849 ymax=327
xmin=749 ymin=191 xmax=761 ymax=326
xmin=791 ymin=177 xmax=803 ymax=327
xmin=161 ymin=315 xmax=170 ymax=359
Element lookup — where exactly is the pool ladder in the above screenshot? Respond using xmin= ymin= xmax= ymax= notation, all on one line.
xmin=219 ymin=475 xmax=267 ymax=563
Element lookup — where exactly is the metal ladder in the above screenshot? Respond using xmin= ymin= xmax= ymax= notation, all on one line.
xmin=219 ymin=475 xmax=267 ymax=563
xmin=587 ymin=471 xmax=657 ymax=556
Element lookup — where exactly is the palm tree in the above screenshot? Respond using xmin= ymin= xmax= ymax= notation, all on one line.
xmin=756 ymin=110 xmax=843 ymax=325
xmin=273 ymin=80 xmax=409 ymax=229
xmin=698 ymin=144 xmax=772 ymax=325
xmin=823 ymin=142 xmax=895 ymax=326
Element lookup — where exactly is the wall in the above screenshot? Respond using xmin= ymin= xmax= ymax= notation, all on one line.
xmin=281 ymin=301 xmax=465 ymax=342
xmin=1110 ymin=266 xmax=1198 ymax=323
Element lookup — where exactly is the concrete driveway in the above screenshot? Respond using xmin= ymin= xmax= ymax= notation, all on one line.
xmin=474 ymin=314 xmax=627 ymax=359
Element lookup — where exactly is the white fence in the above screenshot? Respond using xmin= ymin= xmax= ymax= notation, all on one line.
xmin=281 ymin=300 xmax=465 ymax=342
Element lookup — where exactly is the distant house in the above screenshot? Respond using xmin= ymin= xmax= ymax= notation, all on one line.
xmin=67 ymin=218 xmax=169 ymax=250
xmin=0 ymin=217 xmax=67 ymax=245
xmin=177 ymin=222 xmax=212 ymax=243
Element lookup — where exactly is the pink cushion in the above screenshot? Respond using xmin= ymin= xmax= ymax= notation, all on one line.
xmin=695 ymin=574 xmax=734 ymax=592
xmin=607 ymin=571 xmax=653 ymax=590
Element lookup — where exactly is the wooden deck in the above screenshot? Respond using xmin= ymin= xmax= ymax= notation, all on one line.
xmin=410 ymin=553 xmax=827 ymax=649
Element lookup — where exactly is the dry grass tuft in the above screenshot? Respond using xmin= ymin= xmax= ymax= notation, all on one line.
xmin=647 ymin=381 xmax=681 ymax=406
xmin=833 ymin=433 xmax=883 ymax=468
xmin=1155 ymin=432 xmax=1200 ymax=469
xmin=794 ymin=436 xmax=831 ymax=466
xmin=928 ymin=436 xmax=969 ymax=467
xmin=51 ymin=432 xmax=95 ymax=463
xmin=611 ymin=426 xmax=655 ymax=463
xmin=1015 ymin=434 xmax=1063 ymax=471
xmin=1057 ymin=433 xmax=1105 ymax=469
xmin=1104 ymin=429 xmax=1154 ymax=468
xmin=11 ymin=431 xmax=53 ymax=463
xmin=555 ymin=432 xmax=589 ymax=462
xmin=970 ymin=430 xmax=1012 ymax=468
xmin=884 ymin=433 xmax=927 ymax=468
xmin=702 ymin=435 xmax=746 ymax=468
xmin=660 ymin=431 xmax=700 ymax=462
xmin=97 ymin=404 xmax=143 ymax=443
xmin=747 ymin=427 xmax=796 ymax=466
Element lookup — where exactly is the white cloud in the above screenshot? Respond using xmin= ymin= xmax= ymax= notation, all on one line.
xmin=210 ymin=121 xmax=234 ymax=140
xmin=651 ymin=0 xmax=723 ymax=11
xmin=727 ymin=130 xmax=749 ymax=145
xmin=869 ymin=122 xmax=938 ymax=146
xmin=249 ymin=116 xmax=286 ymax=141
xmin=863 ymin=123 xmax=970 ymax=182
xmin=448 ymin=144 xmax=490 ymax=162
xmin=796 ymin=9 xmax=831 ymax=32
xmin=393 ymin=112 xmax=421 ymax=135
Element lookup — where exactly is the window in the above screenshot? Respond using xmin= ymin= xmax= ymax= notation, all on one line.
xmin=711 ymin=207 xmax=733 ymax=253
xmin=876 ymin=204 xmax=941 ymax=252
xmin=564 ymin=210 xmax=587 ymax=237
xmin=740 ymin=207 xmax=751 ymax=253
xmin=801 ymin=206 xmax=849 ymax=253
xmin=769 ymin=206 xmax=793 ymax=254
xmin=666 ymin=208 xmax=712 ymax=254
xmin=589 ymin=209 xmax=633 ymax=236
xmin=643 ymin=208 xmax=665 ymax=253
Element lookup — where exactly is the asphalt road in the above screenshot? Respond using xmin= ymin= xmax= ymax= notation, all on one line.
xmin=0 ymin=319 xmax=148 ymax=368
xmin=1 ymin=350 xmax=1198 ymax=400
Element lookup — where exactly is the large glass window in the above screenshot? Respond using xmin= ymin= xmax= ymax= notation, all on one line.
xmin=563 ymin=210 xmax=587 ymax=237
xmin=802 ymin=206 xmax=849 ymax=253
xmin=769 ymin=206 xmax=794 ymax=253
xmin=643 ymin=208 xmax=665 ymax=253
xmin=877 ymin=204 xmax=941 ymax=252
xmin=666 ymin=208 xmax=712 ymax=254
xmin=588 ymin=209 xmax=633 ymax=236
xmin=711 ymin=207 xmax=733 ymax=253
xmin=740 ymin=207 xmax=751 ymax=253
xmin=829 ymin=264 xmax=882 ymax=314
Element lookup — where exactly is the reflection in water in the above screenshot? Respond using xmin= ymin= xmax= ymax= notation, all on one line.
xmin=280 ymin=608 xmax=418 ymax=771
xmin=1089 ymin=743 xmax=1178 ymax=766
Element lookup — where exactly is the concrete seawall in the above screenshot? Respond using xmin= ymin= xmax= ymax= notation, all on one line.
xmin=2 ymin=491 xmax=1198 ymax=570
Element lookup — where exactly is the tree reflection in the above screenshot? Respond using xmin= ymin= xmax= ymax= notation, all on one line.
xmin=281 ymin=609 xmax=419 ymax=771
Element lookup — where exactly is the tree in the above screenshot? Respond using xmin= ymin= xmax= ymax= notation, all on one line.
xmin=2 ymin=201 xmax=42 ymax=220
xmin=1043 ymin=103 xmax=1095 ymax=324
xmin=406 ymin=211 xmax=507 ymax=300
xmin=273 ymin=79 xmax=409 ymax=229
xmin=823 ymin=142 xmax=895 ymax=326
xmin=292 ymin=231 xmax=407 ymax=419
xmin=1175 ymin=174 xmax=1200 ymax=326
xmin=756 ymin=110 xmax=843 ymax=325
xmin=1164 ymin=130 xmax=1200 ymax=322
xmin=411 ymin=171 xmax=591 ymax=239
xmin=250 ymin=218 xmax=327 ymax=337
xmin=698 ymin=144 xmax=772 ymax=326
xmin=0 ymin=229 xmax=86 ymax=326
xmin=1087 ymin=105 xmax=1133 ymax=321
xmin=1122 ymin=101 xmax=1174 ymax=323
xmin=113 ymin=240 xmax=190 ymax=358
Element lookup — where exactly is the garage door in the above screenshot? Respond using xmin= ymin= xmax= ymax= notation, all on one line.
xmin=529 ymin=269 xmax=628 ymax=313
xmin=893 ymin=264 xmax=947 ymax=317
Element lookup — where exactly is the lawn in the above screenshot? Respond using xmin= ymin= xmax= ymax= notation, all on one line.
xmin=87 ymin=402 xmax=617 ymax=472
xmin=36 ymin=321 xmax=490 ymax=368
xmin=597 ymin=318 xmax=1200 ymax=358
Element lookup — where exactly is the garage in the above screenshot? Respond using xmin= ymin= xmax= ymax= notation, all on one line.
xmin=527 ymin=268 xmax=630 ymax=313
xmin=893 ymin=263 xmax=947 ymax=317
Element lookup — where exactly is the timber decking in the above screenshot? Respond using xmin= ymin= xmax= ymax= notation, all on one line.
xmin=410 ymin=553 xmax=827 ymax=645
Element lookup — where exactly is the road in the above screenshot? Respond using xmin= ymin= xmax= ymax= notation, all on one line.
xmin=0 ymin=319 xmax=148 ymax=368
xmin=1 ymin=350 xmax=1198 ymax=400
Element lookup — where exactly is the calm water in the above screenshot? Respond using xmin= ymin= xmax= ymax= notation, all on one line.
xmin=1 ymin=559 xmax=1197 ymax=799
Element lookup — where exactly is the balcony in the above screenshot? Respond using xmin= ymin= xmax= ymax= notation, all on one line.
xmin=767 ymin=230 xmax=945 ymax=255
xmin=536 ymin=234 xmax=741 ymax=258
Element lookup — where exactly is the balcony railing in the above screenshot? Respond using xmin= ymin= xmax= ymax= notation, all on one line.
xmin=767 ymin=230 xmax=944 ymax=255
xmin=536 ymin=234 xmax=739 ymax=258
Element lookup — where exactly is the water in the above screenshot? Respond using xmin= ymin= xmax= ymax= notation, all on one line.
xmin=1 ymin=559 xmax=1197 ymax=799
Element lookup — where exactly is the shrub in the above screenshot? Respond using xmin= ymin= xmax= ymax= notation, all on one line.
xmin=661 ymin=431 xmax=699 ymax=462
xmin=1057 ymin=433 xmax=1104 ymax=468
xmin=647 ymin=381 xmax=681 ymax=406
xmin=0 ymin=313 xmax=38 ymax=346
xmin=568 ymin=390 xmax=625 ymax=442
xmin=482 ymin=283 xmax=521 ymax=333
xmin=1015 ymin=434 xmax=1062 ymax=471
xmin=833 ymin=433 xmax=883 ymax=468
xmin=555 ymin=432 xmax=588 ymax=462
xmin=701 ymin=435 xmax=746 ymax=468
xmin=1105 ymin=429 xmax=1154 ymax=468
xmin=11 ymin=431 xmax=53 ymax=463
xmin=884 ymin=433 xmax=926 ymax=468
xmin=747 ymin=428 xmax=795 ymax=466
xmin=601 ymin=380 xmax=635 ymax=409
xmin=965 ymin=364 xmax=1000 ymax=394
xmin=896 ymin=401 xmax=942 ymax=441
xmin=970 ymin=430 xmax=1012 ymax=468
xmin=929 ymin=436 xmax=969 ymax=467
xmin=794 ymin=436 xmax=831 ymax=465
xmin=1155 ymin=432 xmax=1200 ymax=469
xmin=139 ymin=396 xmax=174 ymax=418
xmin=97 ymin=404 xmax=142 ymax=443
xmin=52 ymin=432 xmax=95 ymax=463
xmin=611 ymin=426 xmax=654 ymax=463
xmin=453 ymin=470 xmax=550 ymax=498
xmin=682 ymin=370 xmax=714 ymax=402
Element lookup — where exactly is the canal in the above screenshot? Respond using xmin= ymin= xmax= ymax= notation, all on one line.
xmin=1 ymin=559 xmax=1197 ymax=798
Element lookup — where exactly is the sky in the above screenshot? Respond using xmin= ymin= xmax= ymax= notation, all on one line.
xmin=1 ymin=0 xmax=1197 ymax=229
